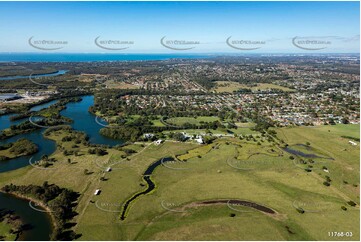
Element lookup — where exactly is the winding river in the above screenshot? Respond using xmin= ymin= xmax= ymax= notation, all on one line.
xmin=120 ymin=157 xmax=174 ymax=220
xmin=0 ymin=95 xmax=124 ymax=240
xmin=60 ymin=95 xmax=121 ymax=146
xmin=0 ymin=95 xmax=122 ymax=173
xmin=0 ymin=100 xmax=59 ymax=172
xmin=0 ymin=100 xmax=58 ymax=131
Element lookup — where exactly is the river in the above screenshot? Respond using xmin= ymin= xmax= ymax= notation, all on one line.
xmin=0 ymin=94 xmax=123 ymax=240
xmin=0 ymin=70 xmax=67 ymax=81
xmin=0 ymin=95 xmax=122 ymax=173
xmin=60 ymin=95 xmax=121 ymax=146
xmin=0 ymin=192 xmax=52 ymax=240
xmin=0 ymin=100 xmax=58 ymax=131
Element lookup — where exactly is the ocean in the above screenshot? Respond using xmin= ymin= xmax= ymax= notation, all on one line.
xmin=0 ymin=53 xmax=213 ymax=62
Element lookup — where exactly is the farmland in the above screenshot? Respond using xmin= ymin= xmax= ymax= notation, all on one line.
xmin=0 ymin=54 xmax=359 ymax=241
xmin=0 ymin=124 xmax=358 ymax=240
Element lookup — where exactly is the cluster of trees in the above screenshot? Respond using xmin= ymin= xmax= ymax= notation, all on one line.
xmin=36 ymin=155 xmax=58 ymax=168
xmin=45 ymin=127 xmax=91 ymax=157
xmin=99 ymin=124 xmax=183 ymax=142
xmin=99 ymin=116 xmax=229 ymax=142
xmin=99 ymin=126 xmax=142 ymax=142
xmin=44 ymin=126 xmax=89 ymax=146
xmin=88 ymin=147 xmax=108 ymax=156
xmin=168 ymin=132 xmax=188 ymax=142
xmin=252 ymin=118 xmax=275 ymax=132
xmin=61 ymin=132 xmax=89 ymax=144
xmin=0 ymin=138 xmax=38 ymax=161
xmin=233 ymin=88 xmax=252 ymax=94
xmin=162 ymin=117 xmax=226 ymax=130
xmin=0 ymin=121 xmax=40 ymax=140
xmin=43 ymin=125 xmax=72 ymax=136
xmin=0 ymin=209 xmax=27 ymax=240
xmin=168 ymin=132 xmax=217 ymax=144
xmin=8 ymin=138 xmax=38 ymax=156
xmin=1 ymin=114 xmax=73 ymax=140
xmin=192 ymin=78 xmax=216 ymax=90
xmin=122 ymin=148 xmax=136 ymax=155
xmin=1 ymin=182 xmax=81 ymax=241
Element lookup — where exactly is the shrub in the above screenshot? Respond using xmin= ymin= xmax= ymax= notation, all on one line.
xmin=296 ymin=207 xmax=305 ymax=214
xmin=347 ymin=201 xmax=357 ymax=207
xmin=8 ymin=138 xmax=38 ymax=156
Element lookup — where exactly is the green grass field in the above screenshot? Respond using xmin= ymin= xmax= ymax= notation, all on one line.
xmin=0 ymin=222 xmax=16 ymax=241
xmin=0 ymin=124 xmax=359 ymax=240
xmin=151 ymin=119 xmax=166 ymax=127
xmin=166 ymin=116 xmax=220 ymax=126
xmin=214 ymin=81 xmax=295 ymax=93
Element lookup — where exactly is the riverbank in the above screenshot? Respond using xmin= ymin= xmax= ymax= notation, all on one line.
xmin=1 ymin=94 xmax=119 ymax=173
xmin=0 ymin=70 xmax=67 ymax=81
xmin=1 ymin=182 xmax=80 ymax=240
xmin=0 ymin=138 xmax=39 ymax=161
xmin=0 ymin=191 xmax=55 ymax=241
xmin=1 ymin=191 xmax=57 ymax=231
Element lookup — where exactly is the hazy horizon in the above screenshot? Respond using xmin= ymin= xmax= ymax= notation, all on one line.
xmin=0 ymin=1 xmax=359 ymax=53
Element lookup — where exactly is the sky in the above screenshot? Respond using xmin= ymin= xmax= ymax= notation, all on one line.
xmin=0 ymin=1 xmax=359 ymax=53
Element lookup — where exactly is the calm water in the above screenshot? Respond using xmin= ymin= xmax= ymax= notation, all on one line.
xmin=29 ymin=100 xmax=58 ymax=112
xmin=0 ymin=53 xmax=211 ymax=62
xmin=0 ymin=100 xmax=58 ymax=131
xmin=0 ymin=113 xmax=24 ymax=131
xmin=60 ymin=95 xmax=122 ymax=146
xmin=0 ymin=96 xmax=121 ymax=173
xmin=0 ymin=192 xmax=52 ymax=241
xmin=0 ymin=129 xmax=57 ymax=173
xmin=0 ymin=70 xmax=67 ymax=81
xmin=0 ymin=95 xmax=122 ymax=239
xmin=283 ymin=144 xmax=333 ymax=160
xmin=0 ymin=100 xmax=60 ymax=172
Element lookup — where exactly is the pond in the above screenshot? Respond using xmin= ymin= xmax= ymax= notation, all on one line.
xmin=283 ymin=144 xmax=333 ymax=160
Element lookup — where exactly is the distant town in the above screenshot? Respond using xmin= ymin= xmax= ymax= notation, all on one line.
xmin=1 ymin=55 xmax=359 ymax=127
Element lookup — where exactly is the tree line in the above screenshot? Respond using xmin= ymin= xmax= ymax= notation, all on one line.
xmin=1 ymin=182 xmax=81 ymax=241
